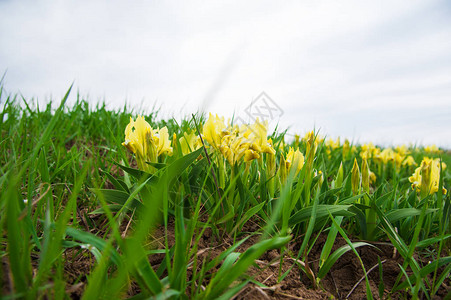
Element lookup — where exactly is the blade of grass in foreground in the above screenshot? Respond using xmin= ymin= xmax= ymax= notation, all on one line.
xmin=372 ymin=203 xmax=426 ymax=297
xmin=31 ymin=160 xmax=91 ymax=298
xmin=328 ymin=211 xmax=374 ymax=300
xmin=318 ymin=241 xmax=374 ymax=280
xmin=200 ymin=235 xmax=291 ymax=300
xmin=5 ymin=172 xmax=31 ymax=295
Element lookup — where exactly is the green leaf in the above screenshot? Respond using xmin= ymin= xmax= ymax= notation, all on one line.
xmin=374 ymin=190 xmax=395 ymax=207
xmin=92 ymin=188 xmax=132 ymax=205
xmin=152 ymin=289 xmax=181 ymax=300
xmin=90 ymin=204 xmax=138 ymax=214
xmin=65 ymin=227 xmax=122 ymax=266
xmin=216 ymin=281 xmax=249 ymax=300
xmin=386 ymin=208 xmax=437 ymax=223
xmin=416 ymin=234 xmax=451 ymax=248
xmin=103 ymin=171 xmax=130 ymax=193
xmin=145 ymin=162 xmax=167 ymax=169
xmin=338 ymin=193 xmax=364 ymax=205
xmin=394 ymin=256 xmax=451 ymax=291
xmin=231 ymin=202 xmax=265 ymax=234
xmin=5 ymin=175 xmax=29 ymax=293
xmin=329 ymin=212 xmax=374 ymax=300
xmin=90 ymin=188 xmax=143 ymax=214
xmin=319 ymin=216 xmax=343 ymax=270
xmin=289 ymin=205 xmax=353 ymax=226
xmin=318 ymin=242 xmax=374 ymax=279
xmin=114 ymin=162 xmax=149 ymax=179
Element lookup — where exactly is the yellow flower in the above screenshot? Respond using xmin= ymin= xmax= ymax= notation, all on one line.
xmin=372 ymin=147 xmax=381 ymax=158
xmin=219 ymin=135 xmax=257 ymax=165
xmin=303 ymin=131 xmax=322 ymax=148
xmin=123 ymin=116 xmax=151 ymax=159
xmin=286 ymin=147 xmax=305 ymax=176
xmin=369 ymin=171 xmax=377 ymax=184
xmin=409 ymin=157 xmax=447 ymax=195
xmin=266 ymin=140 xmax=276 ymax=177
xmin=278 ymin=147 xmax=305 ymax=184
xmin=326 ymin=137 xmax=340 ymax=150
xmin=122 ymin=115 xmax=173 ymax=171
xmin=375 ymin=148 xmax=394 ymax=164
xmin=393 ymin=152 xmax=405 ymax=168
xmin=202 ymin=114 xmax=271 ymax=166
xmin=179 ymin=131 xmax=202 ymax=156
xmin=395 ymin=145 xmax=410 ymax=156
xmin=156 ymin=127 xmax=173 ymax=156
xmin=242 ymin=118 xmax=275 ymax=155
xmin=409 ymin=165 xmax=421 ymax=190
xmin=402 ymin=155 xmax=417 ymax=167
xmin=202 ymin=113 xmax=227 ymax=149
xmin=243 ymin=149 xmax=260 ymax=162
xmin=325 ymin=137 xmax=340 ymax=156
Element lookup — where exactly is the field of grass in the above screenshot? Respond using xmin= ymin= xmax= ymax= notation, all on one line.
xmin=1 ymin=85 xmax=450 ymax=299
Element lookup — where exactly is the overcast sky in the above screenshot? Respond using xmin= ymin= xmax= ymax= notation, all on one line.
xmin=1 ymin=0 xmax=450 ymax=147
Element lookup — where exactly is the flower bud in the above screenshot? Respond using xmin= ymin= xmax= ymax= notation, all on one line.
xmin=334 ymin=162 xmax=344 ymax=188
xmin=361 ymin=158 xmax=370 ymax=193
xmin=294 ymin=134 xmax=300 ymax=148
xmin=267 ymin=152 xmax=276 ymax=177
xmin=420 ymin=160 xmax=431 ymax=198
xmin=351 ymin=158 xmax=360 ymax=195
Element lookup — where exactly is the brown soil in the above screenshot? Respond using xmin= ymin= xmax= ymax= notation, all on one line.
xmin=22 ymin=215 xmax=449 ymax=299
xmin=142 ymin=219 xmax=450 ymax=299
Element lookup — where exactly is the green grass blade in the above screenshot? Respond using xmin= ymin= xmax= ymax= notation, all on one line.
xmin=318 ymin=241 xmax=373 ymax=279
xmin=201 ymin=236 xmax=291 ymax=299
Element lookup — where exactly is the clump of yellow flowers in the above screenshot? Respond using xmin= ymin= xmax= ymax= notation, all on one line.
xmin=409 ymin=157 xmax=447 ymax=196
xmin=122 ymin=115 xmax=173 ymax=172
xmin=121 ymin=113 xmax=447 ymax=201
xmin=424 ymin=144 xmax=441 ymax=154
xmin=202 ymin=113 xmax=274 ymax=166
xmin=325 ymin=137 xmax=340 ymax=157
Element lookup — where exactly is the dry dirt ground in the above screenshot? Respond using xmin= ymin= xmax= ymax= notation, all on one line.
xmin=13 ymin=216 xmax=448 ymax=299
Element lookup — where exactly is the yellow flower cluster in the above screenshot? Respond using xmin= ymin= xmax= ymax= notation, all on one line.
xmin=359 ymin=145 xmax=417 ymax=168
xmin=424 ymin=144 xmax=441 ymax=154
xmin=202 ymin=113 xmax=275 ymax=166
xmin=122 ymin=116 xmax=172 ymax=171
xmin=325 ymin=137 xmax=340 ymax=150
xmin=121 ymin=114 xmax=447 ymax=199
xmin=360 ymin=143 xmax=378 ymax=160
xmin=409 ymin=157 xmax=447 ymax=195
